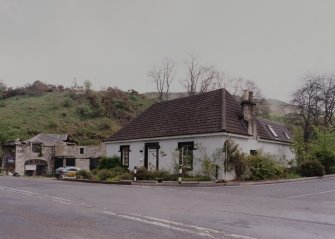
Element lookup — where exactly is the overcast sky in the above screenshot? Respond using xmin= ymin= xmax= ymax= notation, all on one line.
xmin=1 ymin=0 xmax=335 ymax=101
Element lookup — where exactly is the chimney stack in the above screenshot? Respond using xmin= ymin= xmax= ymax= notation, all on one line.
xmin=241 ymin=90 xmax=257 ymax=138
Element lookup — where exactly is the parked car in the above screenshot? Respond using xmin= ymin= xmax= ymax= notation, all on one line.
xmin=55 ymin=166 xmax=80 ymax=179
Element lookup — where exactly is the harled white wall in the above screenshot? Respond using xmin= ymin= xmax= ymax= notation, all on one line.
xmin=105 ymin=134 xmax=294 ymax=181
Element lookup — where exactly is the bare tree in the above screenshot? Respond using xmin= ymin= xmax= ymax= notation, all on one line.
xmin=221 ymin=77 xmax=262 ymax=99
xmin=289 ymin=74 xmax=335 ymax=141
xmin=148 ymin=58 xmax=176 ymax=101
xmin=183 ymin=54 xmax=218 ymax=95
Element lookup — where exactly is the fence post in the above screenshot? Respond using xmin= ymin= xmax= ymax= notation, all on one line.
xmin=178 ymin=165 xmax=182 ymax=184
xmin=133 ymin=166 xmax=137 ymax=182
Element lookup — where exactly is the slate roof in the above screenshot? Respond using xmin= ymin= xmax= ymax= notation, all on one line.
xmin=23 ymin=134 xmax=75 ymax=146
xmin=256 ymin=118 xmax=292 ymax=143
xmin=105 ymin=89 xmax=291 ymax=143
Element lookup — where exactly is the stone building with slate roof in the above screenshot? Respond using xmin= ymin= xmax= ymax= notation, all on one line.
xmin=2 ymin=134 xmax=101 ymax=176
xmin=103 ymin=89 xmax=293 ymax=180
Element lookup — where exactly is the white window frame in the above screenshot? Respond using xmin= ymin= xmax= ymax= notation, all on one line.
xmin=267 ymin=125 xmax=278 ymax=137
xmin=283 ymin=132 xmax=290 ymax=139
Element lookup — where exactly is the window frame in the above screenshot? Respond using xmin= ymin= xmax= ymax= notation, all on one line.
xmin=120 ymin=145 xmax=130 ymax=167
xmin=79 ymin=147 xmax=85 ymax=155
xmin=283 ymin=132 xmax=290 ymax=140
xmin=178 ymin=142 xmax=194 ymax=171
xmin=267 ymin=125 xmax=278 ymax=138
xmin=32 ymin=143 xmax=42 ymax=154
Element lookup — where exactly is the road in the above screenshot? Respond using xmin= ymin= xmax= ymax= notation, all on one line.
xmin=0 ymin=176 xmax=334 ymax=239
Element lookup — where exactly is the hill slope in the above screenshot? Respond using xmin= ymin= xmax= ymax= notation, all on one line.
xmin=0 ymin=90 xmax=289 ymax=146
xmin=0 ymin=91 xmax=153 ymax=145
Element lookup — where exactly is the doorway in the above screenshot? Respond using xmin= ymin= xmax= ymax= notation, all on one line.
xmin=144 ymin=143 xmax=159 ymax=171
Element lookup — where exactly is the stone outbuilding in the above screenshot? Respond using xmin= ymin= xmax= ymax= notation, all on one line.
xmin=2 ymin=134 xmax=101 ymax=176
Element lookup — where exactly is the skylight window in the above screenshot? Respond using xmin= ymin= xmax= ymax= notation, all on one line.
xmin=267 ymin=125 xmax=278 ymax=137
xmin=283 ymin=132 xmax=290 ymax=139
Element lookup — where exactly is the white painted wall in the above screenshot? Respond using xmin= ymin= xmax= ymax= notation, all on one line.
xmin=104 ymin=133 xmax=294 ymax=181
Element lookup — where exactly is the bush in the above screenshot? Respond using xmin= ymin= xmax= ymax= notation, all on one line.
xmin=77 ymin=169 xmax=92 ymax=179
xmin=135 ymin=167 xmax=148 ymax=180
xmin=147 ymin=169 xmax=177 ymax=181
xmin=120 ymin=172 xmax=133 ymax=180
xmin=300 ymin=160 xmax=325 ymax=177
xmin=77 ymin=104 xmax=95 ymax=118
xmin=182 ymin=175 xmax=211 ymax=181
xmin=200 ymin=158 xmax=216 ymax=178
xmin=90 ymin=169 xmax=99 ymax=176
xmin=99 ymin=156 xmax=122 ymax=169
xmin=109 ymin=167 xmax=129 ymax=175
xmin=246 ymin=153 xmax=285 ymax=180
xmin=314 ymin=150 xmax=335 ymax=174
xmin=96 ymin=169 xmax=114 ymax=181
xmin=63 ymin=97 xmax=73 ymax=107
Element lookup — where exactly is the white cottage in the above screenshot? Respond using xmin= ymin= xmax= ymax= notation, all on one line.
xmin=103 ymin=89 xmax=293 ymax=180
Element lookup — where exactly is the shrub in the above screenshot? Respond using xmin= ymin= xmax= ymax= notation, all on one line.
xmin=300 ymin=160 xmax=325 ymax=177
xmin=120 ymin=172 xmax=133 ymax=180
xmin=314 ymin=150 xmax=335 ymax=174
xmin=77 ymin=104 xmax=94 ymax=118
xmin=63 ymin=97 xmax=73 ymax=107
xmin=109 ymin=167 xmax=129 ymax=175
xmin=90 ymin=169 xmax=99 ymax=176
xmin=246 ymin=153 xmax=285 ymax=180
xmin=135 ymin=167 xmax=148 ymax=180
xmin=99 ymin=156 xmax=122 ymax=169
xmin=96 ymin=169 xmax=114 ymax=181
xmin=77 ymin=169 xmax=92 ymax=179
xmin=200 ymin=158 xmax=216 ymax=178
xmin=182 ymin=175 xmax=211 ymax=181
xmin=221 ymin=139 xmax=247 ymax=180
xmin=147 ymin=169 xmax=176 ymax=181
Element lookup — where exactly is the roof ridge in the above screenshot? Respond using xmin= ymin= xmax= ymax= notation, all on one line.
xmin=155 ymin=89 xmax=223 ymax=105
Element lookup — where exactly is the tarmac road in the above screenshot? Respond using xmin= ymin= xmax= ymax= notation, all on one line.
xmin=0 ymin=176 xmax=334 ymax=239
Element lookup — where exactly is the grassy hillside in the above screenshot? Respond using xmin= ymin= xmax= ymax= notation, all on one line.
xmin=0 ymin=91 xmax=153 ymax=145
xmin=0 ymin=88 xmax=290 ymax=147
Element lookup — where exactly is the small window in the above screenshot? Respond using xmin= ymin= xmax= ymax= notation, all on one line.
xmin=250 ymin=150 xmax=257 ymax=155
xmin=283 ymin=132 xmax=290 ymax=139
xmin=79 ymin=147 xmax=85 ymax=155
xmin=120 ymin=145 xmax=130 ymax=167
xmin=32 ymin=143 xmax=42 ymax=153
xmin=267 ymin=125 xmax=278 ymax=137
xmin=178 ymin=142 xmax=194 ymax=170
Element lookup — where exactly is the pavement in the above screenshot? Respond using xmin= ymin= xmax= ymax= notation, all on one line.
xmin=0 ymin=176 xmax=335 ymax=239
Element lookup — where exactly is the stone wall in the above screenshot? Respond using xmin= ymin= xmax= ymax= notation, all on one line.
xmin=15 ymin=143 xmax=101 ymax=175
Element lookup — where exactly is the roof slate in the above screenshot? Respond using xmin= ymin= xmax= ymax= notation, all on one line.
xmin=24 ymin=134 xmax=73 ymax=146
xmin=105 ymin=89 xmax=291 ymax=143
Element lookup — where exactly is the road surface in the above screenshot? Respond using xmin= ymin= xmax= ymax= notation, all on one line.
xmin=0 ymin=176 xmax=334 ymax=239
